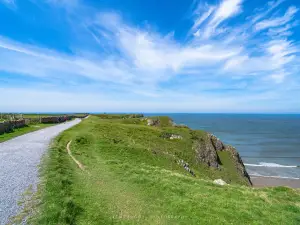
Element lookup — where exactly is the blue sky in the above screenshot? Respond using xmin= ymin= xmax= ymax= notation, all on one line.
xmin=0 ymin=0 xmax=299 ymax=113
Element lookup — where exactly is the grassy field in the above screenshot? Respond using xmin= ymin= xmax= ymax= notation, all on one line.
xmin=22 ymin=113 xmax=88 ymax=118
xmin=0 ymin=113 xmax=59 ymax=121
xmin=22 ymin=114 xmax=65 ymax=118
xmin=0 ymin=124 xmax=54 ymax=143
xmin=31 ymin=116 xmax=300 ymax=224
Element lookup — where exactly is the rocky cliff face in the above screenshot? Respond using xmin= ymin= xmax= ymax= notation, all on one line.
xmin=193 ymin=133 xmax=252 ymax=185
xmin=193 ymin=135 xmax=219 ymax=168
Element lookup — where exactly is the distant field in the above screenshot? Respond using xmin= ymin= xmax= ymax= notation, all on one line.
xmin=29 ymin=116 xmax=300 ymax=225
xmin=0 ymin=113 xmax=62 ymax=120
xmin=22 ymin=114 xmax=65 ymax=118
xmin=23 ymin=114 xmax=87 ymax=118
xmin=0 ymin=113 xmax=88 ymax=120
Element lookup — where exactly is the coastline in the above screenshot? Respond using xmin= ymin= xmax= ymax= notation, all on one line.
xmin=251 ymin=175 xmax=300 ymax=188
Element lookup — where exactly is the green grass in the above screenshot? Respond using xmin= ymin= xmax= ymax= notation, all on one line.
xmin=22 ymin=114 xmax=73 ymax=118
xmin=0 ymin=124 xmax=54 ymax=143
xmin=95 ymin=114 xmax=144 ymax=119
xmin=32 ymin=116 xmax=300 ymax=225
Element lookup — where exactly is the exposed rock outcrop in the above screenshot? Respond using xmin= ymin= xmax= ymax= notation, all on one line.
xmin=193 ymin=135 xmax=219 ymax=168
xmin=178 ymin=159 xmax=195 ymax=176
xmin=213 ymin=179 xmax=227 ymax=186
xmin=146 ymin=116 xmax=174 ymax=127
xmin=147 ymin=118 xmax=160 ymax=126
xmin=193 ymin=133 xmax=252 ymax=185
xmin=160 ymin=132 xmax=183 ymax=140
xmin=210 ymin=134 xmax=225 ymax=151
xmin=169 ymin=134 xmax=183 ymax=140
xmin=172 ymin=121 xmax=189 ymax=128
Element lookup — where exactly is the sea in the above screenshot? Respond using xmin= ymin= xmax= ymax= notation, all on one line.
xmin=148 ymin=114 xmax=300 ymax=180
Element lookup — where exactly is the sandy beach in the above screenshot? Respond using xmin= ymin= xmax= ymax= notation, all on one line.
xmin=251 ymin=176 xmax=300 ymax=189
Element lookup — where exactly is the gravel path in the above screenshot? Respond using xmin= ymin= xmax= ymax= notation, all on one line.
xmin=0 ymin=119 xmax=81 ymax=225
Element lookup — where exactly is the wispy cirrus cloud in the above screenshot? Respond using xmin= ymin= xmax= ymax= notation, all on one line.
xmin=188 ymin=0 xmax=299 ymax=85
xmin=255 ymin=6 xmax=298 ymax=31
xmin=92 ymin=12 xmax=240 ymax=72
xmin=0 ymin=36 xmax=135 ymax=85
xmin=250 ymin=0 xmax=286 ymax=23
xmin=0 ymin=0 xmax=300 ymax=112
xmin=191 ymin=0 xmax=243 ymax=39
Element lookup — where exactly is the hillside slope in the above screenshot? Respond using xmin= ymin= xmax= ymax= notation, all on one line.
xmin=29 ymin=115 xmax=300 ymax=225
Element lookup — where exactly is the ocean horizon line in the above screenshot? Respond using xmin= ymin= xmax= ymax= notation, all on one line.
xmin=1 ymin=112 xmax=300 ymax=115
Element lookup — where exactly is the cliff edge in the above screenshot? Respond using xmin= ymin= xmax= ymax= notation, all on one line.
xmin=194 ymin=133 xmax=252 ymax=185
xmin=141 ymin=115 xmax=252 ymax=185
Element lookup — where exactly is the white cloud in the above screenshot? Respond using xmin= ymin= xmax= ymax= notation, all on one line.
xmin=210 ymin=0 xmax=243 ymax=25
xmin=267 ymin=23 xmax=295 ymax=37
xmin=203 ymin=0 xmax=243 ymax=39
xmin=90 ymin=12 xmax=241 ymax=73
xmin=255 ymin=6 xmax=298 ymax=31
xmin=269 ymin=71 xmax=287 ymax=83
xmin=266 ymin=39 xmax=298 ymax=66
xmin=1 ymin=3 xmax=298 ymax=90
xmin=0 ymin=36 xmax=134 ymax=84
xmin=190 ymin=5 xmax=215 ymax=35
xmin=224 ymin=56 xmax=248 ymax=71
xmin=251 ymin=0 xmax=286 ymax=23
xmin=1 ymin=0 xmax=300 ymax=112
xmin=0 ymin=27 xmax=240 ymax=91
xmin=190 ymin=0 xmax=243 ymax=39
xmin=223 ymin=39 xmax=299 ymax=84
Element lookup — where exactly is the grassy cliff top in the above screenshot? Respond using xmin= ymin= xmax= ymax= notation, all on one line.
xmin=29 ymin=115 xmax=300 ymax=225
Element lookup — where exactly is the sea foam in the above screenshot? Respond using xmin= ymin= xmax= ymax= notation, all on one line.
xmin=245 ymin=162 xmax=299 ymax=168
xmin=249 ymin=173 xmax=300 ymax=180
